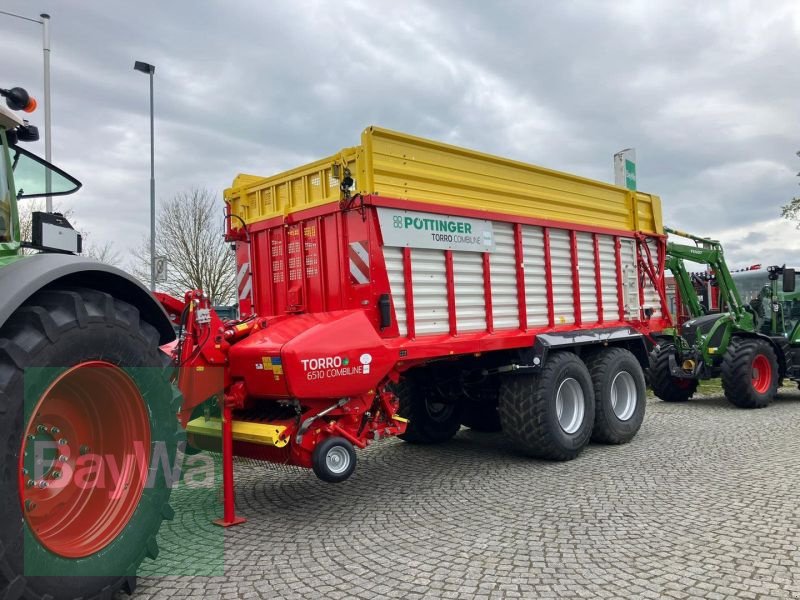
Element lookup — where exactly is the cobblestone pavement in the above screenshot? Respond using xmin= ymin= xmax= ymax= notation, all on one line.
xmin=135 ymin=387 xmax=800 ymax=599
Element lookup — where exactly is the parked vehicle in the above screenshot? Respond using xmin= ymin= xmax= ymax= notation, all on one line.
xmin=0 ymin=86 xmax=181 ymax=600
xmin=650 ymin=227 xmax=800 ymax=407
xmin=162 ymin=126 xmax=671 ymax=506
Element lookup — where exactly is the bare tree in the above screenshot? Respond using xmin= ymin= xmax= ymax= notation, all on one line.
xmin=782 ymin=197 xmax=800 ymax=228
xmin=84 ymin=240 xmax=122 ymax=266
xmin=16 ymin=199 xmax=120 ymax=265
xmin=132 ymin=188 xmax=236 ymax=304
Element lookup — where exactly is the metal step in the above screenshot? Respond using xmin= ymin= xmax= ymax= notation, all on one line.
xmin=186 ymin=416 xmax=289 ymax=448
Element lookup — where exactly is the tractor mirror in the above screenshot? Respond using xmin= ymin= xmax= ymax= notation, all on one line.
xmin=783 ymin=268 xmax=796 ymax=293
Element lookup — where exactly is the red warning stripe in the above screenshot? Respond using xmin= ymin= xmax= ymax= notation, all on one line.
xmin=349 ymin=241 xmax=370 ymax=285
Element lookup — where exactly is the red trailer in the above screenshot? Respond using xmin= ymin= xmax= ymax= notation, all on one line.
xmin=161 ymin=127 xmax=671 ymax=524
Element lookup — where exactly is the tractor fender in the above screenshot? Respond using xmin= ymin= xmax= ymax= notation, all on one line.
xmin=0 ymin=253 xmax=175 ymax=344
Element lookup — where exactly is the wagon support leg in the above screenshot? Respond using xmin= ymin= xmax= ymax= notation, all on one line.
xmin=213 ymin=400 xmax=246 ymax=527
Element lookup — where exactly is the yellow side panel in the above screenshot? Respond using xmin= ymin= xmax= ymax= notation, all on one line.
xmin=224 ymin=126 xmax=663 ymax=235
xmin=225 ymin=149 xmax=359 ymax=224
xmin=361 ymin=127 xmax=662 ymax=234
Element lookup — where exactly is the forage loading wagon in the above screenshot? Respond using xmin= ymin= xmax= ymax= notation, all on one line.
xmin=162 ymin=126 xmax=672 ymax=524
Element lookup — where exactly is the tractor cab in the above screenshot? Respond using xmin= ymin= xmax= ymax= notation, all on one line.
xmin=0 ymin=86 xmax=81 ymax=257
xmin=748 ymin=267 xmax=800 ymax=338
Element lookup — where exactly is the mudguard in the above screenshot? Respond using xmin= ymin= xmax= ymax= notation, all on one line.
xmin=0 ymin=253 xmax=175 ymax=344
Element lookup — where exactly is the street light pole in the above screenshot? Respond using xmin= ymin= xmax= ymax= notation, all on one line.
xmin=134 ymin=61 xmax=156 ymax=291
xmin=0 ymin=10 xmax=53 ymax=211
xmin=41 ymin=13 xmax=52 ymax=212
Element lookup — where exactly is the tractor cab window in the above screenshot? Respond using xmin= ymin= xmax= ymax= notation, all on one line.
xmin=781 ymin=297 xmax=800 ymax=338
xmin=0 ymin=138 xmax=10 ymax=243
xmin=10 ymin=144 xmax=81 ymax=199
xmin=753 ymin=286 xmax=800 ymax=337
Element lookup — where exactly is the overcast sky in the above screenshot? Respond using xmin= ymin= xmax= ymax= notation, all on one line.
xmin=3 ymin=0 xmax=799 ymax=272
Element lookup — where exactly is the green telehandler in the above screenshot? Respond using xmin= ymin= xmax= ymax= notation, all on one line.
xmin=0 ymin=86 xmax=181 ymax=599
xmin=649 ymin=226 xmax=800 ymax=408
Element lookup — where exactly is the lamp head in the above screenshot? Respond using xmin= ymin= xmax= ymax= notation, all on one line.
xmin=133 ymin=61 xmax=155 ymax=75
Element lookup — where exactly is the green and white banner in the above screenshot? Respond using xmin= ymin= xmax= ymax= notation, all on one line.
xmin=377 ymin=207 xmax=495 ymax=253
xmin=614 ymin=148 xmax=637 ymax=191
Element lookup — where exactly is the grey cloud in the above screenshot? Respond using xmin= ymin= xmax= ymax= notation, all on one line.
xmin=1 ymin=0 xmax=798 ymax=274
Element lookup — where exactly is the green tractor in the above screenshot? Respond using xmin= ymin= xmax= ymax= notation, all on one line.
xmin=650 ymin=226 xmax=800 ymax=408
xmin=1 ymin=86 xmax=181 ymax=598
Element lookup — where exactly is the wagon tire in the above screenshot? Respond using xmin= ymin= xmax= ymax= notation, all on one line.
xmin=586 ymin=348 xmax=646 ymax=444
xmin=498 ymin=351 xmax=594 ymax=461
xmin=395 ymin=378 xmax=462 ymax=444
xmin=460 ymin=401 xmax=502 ymax=432
xmin=721 ymin=337 xmax=779 ymax=408
xmin=312 ymin=436 xmax=357 ymax=483
xmin=0 ymin=286 xmax=182 ymax=600
xmin=649 ymin=344 xmax=698 ymax=402
xmin=460 ymin=380 xmax=502 ymax=432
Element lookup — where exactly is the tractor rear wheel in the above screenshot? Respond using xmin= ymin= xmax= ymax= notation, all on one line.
xmin=498 ymin=351 xmax=594 ymax=461
xmin=649 ymin=344 xmax=698 ymax=402
xmin=0 ymin=287 xmax=182 ymax=600
xmin=586 ymin=348 xmax=646 ymax=444
xmin=395 ymin=377 xmax=462 ymax=444
xmin=721 ymin=337 xmax=779 ymax=408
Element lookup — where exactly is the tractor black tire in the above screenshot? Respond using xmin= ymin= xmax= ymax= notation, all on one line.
xmin=586 ymin=348 xmax=647 ymax=444
xmin=649 ymin=344 xmax=698 ymax=402
xmin=498 ymin=351 xmax=595 ymax=461
xmin=312 ymin=436 xmax=357 ymax=483
xmin=0 ymin=286 xmax=182 ymax=600
xmin=395 ymin=377 xmax=463 ymax=444
xmin=721 ymin=337 xmax=779 ymax=408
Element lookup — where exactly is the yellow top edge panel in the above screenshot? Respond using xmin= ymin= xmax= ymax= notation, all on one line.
xmin=225 ymin=126 xmax=662 ymax=234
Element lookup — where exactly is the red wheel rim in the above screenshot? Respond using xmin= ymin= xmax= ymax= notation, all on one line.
xmin=18 ymin=362 xmax=151 ymax=558
xmin=751 ymin=354 xmax=772 ymax=394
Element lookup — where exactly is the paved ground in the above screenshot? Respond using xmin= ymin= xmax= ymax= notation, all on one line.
xmin=134 ymin=387 xmax=800 ymax=599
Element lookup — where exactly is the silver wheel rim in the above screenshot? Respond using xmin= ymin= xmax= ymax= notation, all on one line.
xmin=325 ymin=446 xmax=351 ymax=475
xmin=610 ymin=371 xmax=637 ymax=421
xmin=555 ymin=377 xmax=585 ymax=434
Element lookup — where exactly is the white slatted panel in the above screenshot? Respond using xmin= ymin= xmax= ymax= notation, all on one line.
xmin=383 ymin=246 xmax=407 ymax=336
xmin=619 ymin=238 xmax=639 ymax=319
xmin=411 ymin=248 xmax=449 ymax=335
xmin=576 ymin=232 xmax=598 ymax=324
xmin=521 ymin=225 xmax=548 ymax=327
xmin=549 ymin=228 xmax=574 ymax=325
xmin=453 ymin=251 xmax=486 ymax=332
xmin=489 ymin=222 xmax=519 ymax=329
xmin=641 ymin=238 xmax=663 ymax=318
xmin=597 ymin=234 xmax=620 ymax=321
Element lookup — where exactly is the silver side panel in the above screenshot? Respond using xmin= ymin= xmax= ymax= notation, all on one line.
xmin=620 ymin=238 xmax=640 ymax=319
xmin=489 ymin=221 xmax=519 ymax=330
xmin=549 ymin=228 xmax=574 ymax=325
xmin=576 ymin=231 xmax=598 ymax=324
xmin=453 ymin=251 xmax=486 ymax=332
xmin=383 ymin=246 xmax=407 ymax=336
xmin=521 ymin=225 xmax=548 ymax=327
xmin=597 ymin=234 xmax=620 ymax=320
xmin=411 ymin=248 xmax=449 ymax=335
